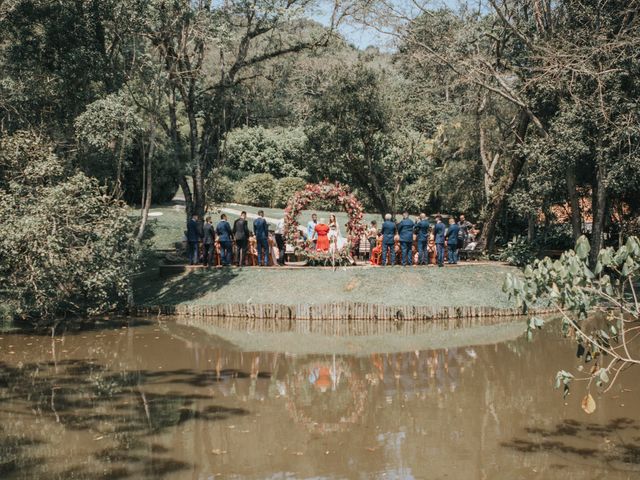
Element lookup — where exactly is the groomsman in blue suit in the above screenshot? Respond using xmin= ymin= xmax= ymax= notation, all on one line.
xmin=381 ymin=213 xmax=397 ymax=266
xmin=433 ymin=215 xmax=446 ymax=267
xmin=414 ymin=213 xmax=431 ymax=265
xmin=216 ymin=214 xmax=233 ymax=266
xmin=397 ymin=211 xmax=415 ymax=266
xmin=446 ymin=217 xmax=460 ymax=264
xmin=254 ymin=210 xmax=270 ymax=266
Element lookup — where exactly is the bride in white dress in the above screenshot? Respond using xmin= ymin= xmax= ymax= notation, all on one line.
xmin=328 ymin=214 xmax=347 ymax=252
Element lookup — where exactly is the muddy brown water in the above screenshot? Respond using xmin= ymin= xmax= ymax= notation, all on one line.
xmin=0 ymin=318 xmax=638 ymax=479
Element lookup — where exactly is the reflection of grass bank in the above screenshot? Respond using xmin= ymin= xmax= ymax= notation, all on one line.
xmin=134 ymin=264 xmax=519 ymax=309
xmin=169 ymin=317 xmax=528 ymax=355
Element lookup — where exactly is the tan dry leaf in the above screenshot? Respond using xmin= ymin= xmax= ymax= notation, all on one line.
xmin=581 ymin=393 xmax=596 ymax=414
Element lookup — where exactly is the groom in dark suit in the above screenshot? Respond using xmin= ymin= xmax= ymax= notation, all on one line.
xmin=186 ymin=214 xmax=201 ymax=265
xmin=254 ymin=210 xmax=270 ymax=266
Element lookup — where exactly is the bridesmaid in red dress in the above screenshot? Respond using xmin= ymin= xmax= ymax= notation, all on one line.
xmin=315 ymin=218 xmax=330 ymax=251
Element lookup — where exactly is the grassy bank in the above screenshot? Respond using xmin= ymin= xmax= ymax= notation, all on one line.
xmin=134 ymin=263 xmax=518 ymax=309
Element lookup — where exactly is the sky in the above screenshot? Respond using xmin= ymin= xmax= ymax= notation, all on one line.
xmin=310 ymin=0 xmax=463 ymax=50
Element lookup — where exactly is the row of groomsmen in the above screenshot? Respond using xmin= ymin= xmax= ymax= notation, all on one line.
xmin=186 ymin=210 xmax=281 ymax=267
xmin=379 ymin=212 xmax=472 ymax=267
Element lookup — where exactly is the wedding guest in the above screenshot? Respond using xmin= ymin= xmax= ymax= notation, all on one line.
xmin=415 ymin=213 xmax=430 ymax=265
xmin=214 ymin=239 xmax=222 ymax=267
xmin=254 ymin=210 xmax=270 ymax=267
xmin=458 ymin=214 xmax=473 ymax=249
xmin=202 ymin=216 xmax=215 ymax=267
xmin=370 ymin=235 xmax=382 ymax=265
xmin=397 ymin=211 xmax=414 ymax=266
xmin=315 ymin=218 xmax=330 ymax=252
xmin=216 ymin=214 xmax=233 ymax=266
xmin=329 ymin=213 xmax=340 ymax=236
xmin=186 ymin=213 xmax=201 ymax=265
xmin=248 ymin=234 xmax=258 ymax=266
xmin=232 ymin=211 xmax=250 ymax=266
xmin=381 ymin=214 xmax=396 ymax=266
xmin=307 ymin=213 xmax=318 ymax=247
xmin=274 ymin=217 xmax=286 ymax=266
xmin=367 ymin=220 xmax=378 ymax=253
xmin=433 ymin=215 xmax=446 ymax=267
xmin=428 ymin=231 xmax=436 ymax=265
xmin=446 ymin=217 xmax=460 ymax=264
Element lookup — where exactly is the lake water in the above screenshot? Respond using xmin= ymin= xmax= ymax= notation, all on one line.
xmin=0 ymin=317 xmax=638 ymax=479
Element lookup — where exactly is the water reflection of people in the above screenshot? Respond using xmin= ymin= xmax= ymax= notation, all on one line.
xmin=206 ymin=347 xmax=479 ymax=409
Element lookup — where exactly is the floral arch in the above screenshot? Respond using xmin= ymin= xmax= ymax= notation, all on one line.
xmin=284 ymin=181 xmax=366 ymax=249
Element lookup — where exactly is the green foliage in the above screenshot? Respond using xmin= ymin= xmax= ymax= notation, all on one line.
xmin=505 ymin=235 xmax=640 ymax=404
xmin=223 ymin=127 xmax=308 ymax=178
xmin=234 ymin=173 xmax=276 ymax=207
xmin=274 ymin=177 xmax=307 ymax=208
xmin=0 ymin=133 xmax=139 ymax=323
xmin=499 ymin=236 xmax=537 ymax=267
xmin=75 ymin=93 xmax=143 ymax=151
xmin=205 ymin=171 xmax=236 ymax=205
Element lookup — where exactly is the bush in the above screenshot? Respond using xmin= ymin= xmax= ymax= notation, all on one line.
xmin=234 ymin=173 xmax=276 ymax=207
xmin=223 ymin=126 xmax=308 ymax=178
xmin=206 ymin=171 xmax=236 ymax=205
xmin=274 ymin=177 xmax=307 ymax=208
xmin=0 ymin=132 xmax=140 ymax=323
xmin=534 ymin=223 xmax=574 ymax=250
xmin=499 ymin=236 xmax=537 ymax=267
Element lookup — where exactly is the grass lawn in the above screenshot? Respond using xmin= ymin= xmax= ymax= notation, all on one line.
xmin=134 ymin=263 xmax=519 ymax=309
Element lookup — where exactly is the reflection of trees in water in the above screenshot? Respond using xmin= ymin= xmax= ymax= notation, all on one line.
xmin=503 ymin=418 xmax=640 ymax=474
xmin=0 ymin=359 xmax=248 ymax=479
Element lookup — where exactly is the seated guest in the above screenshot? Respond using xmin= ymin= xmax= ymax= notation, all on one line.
xmin=370 ymin=235 xmax=383 ymax=265
xmin=428 ymin=232 xmax=436 ymax=265
xmin=248 ymin=234 xmax=258 ymax=266
xmin=394 ymin=235 xmax=402 ymax=265
xmin=214 ymin=239 xmax=222 ymax=267
xmin=216 ymin=214 xmax=233 ymax=266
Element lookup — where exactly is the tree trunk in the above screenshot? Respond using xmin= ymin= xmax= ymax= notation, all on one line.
xmin=565 ymin=163 xmax=581 ymax=243
xmin=136 ymin=120 xmax=157 ymax=243
xmin=180 ymin=176 xmax=194 ymax=218
xmin=589 ymin=157 xmax=608 ymax=267
xmin=480 ymin=110 xmax=530 ymax=251
xmin=527 ymin=213 xmax=535 ymax=243
xmin=193 ymin=162 xmax=206 ymax=218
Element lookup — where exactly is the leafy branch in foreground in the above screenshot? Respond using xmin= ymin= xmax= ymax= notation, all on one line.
xmin=505 ymin=235 xmax=640 ymax=413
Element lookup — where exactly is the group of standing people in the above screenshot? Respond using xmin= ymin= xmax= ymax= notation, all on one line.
xmin=186 ymin=210 xmax=286 ymax=267
xmin=185 ymin=210 xmax=476 ymax=268
xmin=304 ymin=213 xmax=348 ymax=252
xmin=368 ymin=213 xmax=475 ymax=267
